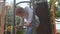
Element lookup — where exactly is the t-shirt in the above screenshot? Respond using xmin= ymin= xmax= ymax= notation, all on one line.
xmin=24 ymin=6 xmax=40 ymax=27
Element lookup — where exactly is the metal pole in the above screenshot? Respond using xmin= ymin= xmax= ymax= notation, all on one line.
xmin=12 ymin=0 xmax=16 ymax=34
xmin=16 ymin=1 xmax=32 ymax=5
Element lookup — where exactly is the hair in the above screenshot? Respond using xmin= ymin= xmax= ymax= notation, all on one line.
xmin=16 ymin=7 xmax=25 ymax=14
xmin=15 ymin=7 xmax=28 ymax=18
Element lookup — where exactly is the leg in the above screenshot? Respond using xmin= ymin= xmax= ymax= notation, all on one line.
xmin=26 ymin=26 xmax=34 ymax=34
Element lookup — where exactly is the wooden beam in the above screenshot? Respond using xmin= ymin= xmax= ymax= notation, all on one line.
xmin=1 ymin=15 xmax=4 ymax=34
xmin=0 ymin=2 xmax=5 ymax=34
xmin=51 ymin=1 xmax=57 ymax=34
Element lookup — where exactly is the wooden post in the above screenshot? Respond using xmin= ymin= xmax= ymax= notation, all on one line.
xmin=1 ymin=15 xmax=4 ymax=34
xmin=51 ymin=1 xmax=57 ymax=34
xmin=0 ymin=1 xmax=5 ymax=34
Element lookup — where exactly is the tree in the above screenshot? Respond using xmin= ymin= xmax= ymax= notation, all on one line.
xmin=55 ymin=11 xmax=60 ymax=18
xmin=58 ymin=0 xmax=60 ymax=5
xmin=49 ymin=0 xmax=53 ymax=9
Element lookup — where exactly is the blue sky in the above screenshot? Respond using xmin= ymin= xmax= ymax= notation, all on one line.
xmin=6 ymin=0 xmax=30 ymax=8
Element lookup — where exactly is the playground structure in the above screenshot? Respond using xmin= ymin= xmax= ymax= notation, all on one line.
xmin=0 ymin=0 xmax=60 ymax=34
xmin=0 ymin=0 xmax=5 ymax=34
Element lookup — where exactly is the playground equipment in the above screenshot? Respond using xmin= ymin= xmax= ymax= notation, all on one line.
xmin=0 ymin=0 xmax=5 ymax=34
xmin=0 ymin=0 xmax=58 ymax=34
xmin=12 ymin=0 xmax=57 ymax=34
xmin=4 ymin=0 xmax=33 ymax=34
xmin=51 ymin=0 xmax=57 ymax=34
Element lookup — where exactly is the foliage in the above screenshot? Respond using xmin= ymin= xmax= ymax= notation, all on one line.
xmin=4 ymin=4 xmax=27 ymax=34
xmin=15 ymin=16 xmax=21 ymax=25
xmin=16 ymin=29 xmax=26 ymax=34
xmin=48 ymin=0 xmax=60 ymax=18
xmin=58 ymin=0 xmax=60 ymax=5
xmin=55 ymin=11 xmax=60 ymax=18
xmin=49 ymin=0 xmax=53 ymax=9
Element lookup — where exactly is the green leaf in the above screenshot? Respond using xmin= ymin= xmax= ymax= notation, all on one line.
xmin=58 ymin=0 xmax=60 ymax=5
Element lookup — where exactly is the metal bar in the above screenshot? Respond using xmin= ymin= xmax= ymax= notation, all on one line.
xmin=12 ymin=0 xmax=16 ymax=34
xmin=16 ymin=1 xmax=32 ymax=5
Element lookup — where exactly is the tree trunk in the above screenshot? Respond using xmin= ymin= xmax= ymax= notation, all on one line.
xmin=35 ymin=2 xmax=53 ymax=34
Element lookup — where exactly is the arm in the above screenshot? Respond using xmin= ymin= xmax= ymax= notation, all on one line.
xmin=25 ymin=6 xmax=33 ymax=23
xmin=35 ymin=15 xmax=40 ymax=27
